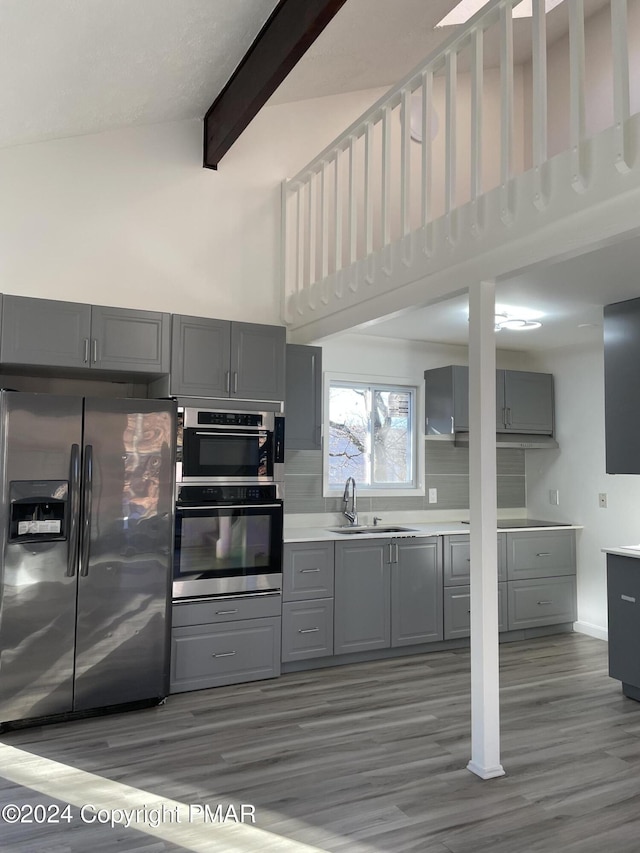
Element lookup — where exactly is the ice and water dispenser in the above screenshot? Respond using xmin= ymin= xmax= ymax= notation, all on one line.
xmin=9 ymin=480 xmax=69 ymax=543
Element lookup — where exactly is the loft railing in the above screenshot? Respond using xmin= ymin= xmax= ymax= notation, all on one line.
xmin=281 ymin=0 xmax=636 ymax=325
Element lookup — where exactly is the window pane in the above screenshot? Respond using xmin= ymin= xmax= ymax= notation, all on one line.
xmin=372 ymin=390 xmax=412 ymax=484
xmin=328 ymin=385 xmax=371 ymax=486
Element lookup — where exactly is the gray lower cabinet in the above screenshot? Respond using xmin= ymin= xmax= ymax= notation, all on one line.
xmin=282 ymin=541 xmax=335 ymax=663
xmin=443 ymin=534 xmax=507 ymax=585
xmin=505 ymin=530 xmax=576 ymax=580
xmin=0 ymin=295 xmax=170 ymax=374
xmin=170 ymin=594 xmax=281 ymax=692
xmin=606 ymin=554 xmax=640 ymax=696
xmin=167 ymin=315 xmax=285 ymax=400
xmin=444 ymin=583 xmax=508 ymax=640
xmin=334 ymin=539 xmax=390 ymax=654
xmin=285 ymin=344 xmax=322 ymax=450
xmin=391 ymin=537 xmax=443 ymax=646
xmin=507 ymin=576 xmax=576 ymax=630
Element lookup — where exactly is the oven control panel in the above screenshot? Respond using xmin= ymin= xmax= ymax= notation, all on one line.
xmin=177 ymin=484 xmax=279 ymax=504
xmin=197 ymin=411 xmax=263 ymax=427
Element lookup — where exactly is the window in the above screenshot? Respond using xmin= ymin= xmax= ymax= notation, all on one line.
xmin=326 ymin=380 xmax=418 ymax=493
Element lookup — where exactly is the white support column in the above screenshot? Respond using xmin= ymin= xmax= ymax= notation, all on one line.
xmin=467 ymin=279 xmax=505 ymax=781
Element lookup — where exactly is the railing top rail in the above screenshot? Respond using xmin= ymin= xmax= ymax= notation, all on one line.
xmin=285 ymin=0 xmax=527 ymax=188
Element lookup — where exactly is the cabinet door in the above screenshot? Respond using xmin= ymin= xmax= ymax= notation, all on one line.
xmin=607 ymin=555 xmax=640 ymax=686
xmin=230 ymin=322 xmax=286 ymax=401
xmin=170 ymin=315 xmax=231 ymax=397
xmin=506 ymin=530 xmax=576 ymax=580
xmin=424 ymin=365 xmax=469 ymax=433
xmin=604 ymin=298 xmax=640 ymax=472
xmin=444 ymin=583 xmax=507 ymax=640
xmin=286 ymin=344 xmax=322 ymax=450
xmin=391 ymin=538 xmax=443 ymax=647
xmin=1 ymin=295 xmax=91 ymax=368
xmin=507 ymin=576 xmax=576 ymax=630
xmin=443 ymin=534 xmax=507 ymax=585
xmin=283 ymin=541 xmax=334 ymax=602
xmin=503 ymin=370 xmax=554 ymax=434
xmin=282 ymin=599 xmax=334 ymax=662
xmin=334 ymin=540 xmax=390 ymax=654
xmin=90 ymin=306 xmax=170 ymax=374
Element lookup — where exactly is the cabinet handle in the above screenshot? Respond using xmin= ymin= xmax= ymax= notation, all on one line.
xmin=466 ymin=558 xmax=471 ymax=562
xmin=450 ymin=415 xmax=455 ymax=433
xmin=537 ymin=600 xmax=552 ymax=606
xmin=388 ymin=543 xmax=393 ymax=564
xmin=225 ymin=371 xmax=231 ymax=393
xmin=451 ymin=594 xmax=470 ymax=600
xmin=536 ymin=552 xmax=552 ymax=557
xmin=83 ymin=338 xmax=90 ymax=363
xmin=300 ymin=568 xmax=320 ymax=574
xmin=212 ymin=651 xmax=236 ymax=658
xmin=233 ymin=372 xmax=238 ymax=394
xmin=506 ymin=407 xmax=511 ymax=426
xmin=93 ymin=339 xmax=98 ymax=364
xmin=299 ymin=627 xmax=320 ymax=634
xmin=394 ymin=542 xmax=399 ymax=563
xmin=621 ymin=594 xmax=636 ymax=603
xmin=215 ymin=609 xmax=238 ymax=615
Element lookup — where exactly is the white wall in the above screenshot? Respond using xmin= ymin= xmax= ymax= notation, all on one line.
xmin=525 ymin=339 xmax=640 ymax=639
xmin=0 ymin=88 xmax=386 ymax=324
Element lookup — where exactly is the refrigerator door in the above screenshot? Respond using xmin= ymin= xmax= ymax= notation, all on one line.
xmin=73 ymin=397 xmax=175 ymax=711
xmin=0 ymin=392 xmax=83 ymax=723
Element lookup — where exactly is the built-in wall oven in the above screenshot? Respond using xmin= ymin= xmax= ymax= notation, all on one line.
xmin=177 ymin=407 xmax=284 ymax=485
xmin=173 ymin=484 xmax=283 ymax=599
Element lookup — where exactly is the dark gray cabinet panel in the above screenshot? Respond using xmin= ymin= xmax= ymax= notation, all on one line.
xmin=172 ymin=593 xmax=281 ymax=628
xmin=285 ymin=344 xmax=322 ymax=449
xmin=1 ymin=296 xmax=91 ymax=368
xmin=604 ymin=298 xmax=640 ymax=473
xmin=283 ymin=542 xmax=334 ymax=601
xmin=606 ymin=555 xmax=640 ymax=690
xmin=282 ymin=599 xmax=334 ymax=662
xmin=443 ymin=534 xmax=507 ymax=585
xmin=507 ymin=576 xmax=576 ymax=630
xmin=1 ymin=296 xmax=169 ymax=374
xmin=506 ymin=530 xmax=576 ymax=580
xmin=444 ymin=583 xmax=507 ymax=640
xmin=170 ymin=617 xmax=281 ymax=692
xmin=170 ymin=315 xmax=231 ymax=397
xmin=231 ymin=322 xmax=286 ymax=401
xmin=391 ymin=537 xmax=443 ymax=647
xmin=424 ymin=365 xmax=469 ymax=433
xmin=90 ymin=306 xmax=169 ymax=373
xmin=334 ymin=539 xmax=390 ymax=654
xmin=502 ymin=370 xmax=554 ymax=433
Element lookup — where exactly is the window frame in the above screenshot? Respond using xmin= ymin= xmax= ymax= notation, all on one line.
xmin=323 ymin=372 xmax=424 ymax=498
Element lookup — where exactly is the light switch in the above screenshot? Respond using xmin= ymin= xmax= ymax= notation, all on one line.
xmin=549 ymin=489 xmax=559 ymax=506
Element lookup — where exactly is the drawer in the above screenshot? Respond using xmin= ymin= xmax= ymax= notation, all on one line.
xmin=170 ymin=617 xmax=281 ymax=692
xmin=443 ymin=583 xmax=507 ymax=640
xmin=283 ymin=542 xmax=334 ymax=601
xmin=506 ymin=530 xmax=576 ymax=580
xmin=443 ymin=534 xmax=507 ymax=585
xmin=507 ymin=576 xmax=576 ymax=630
xmin=282 ymin=599 xmax=334 ymax=662
xmin=172 ymin=592 xmax=281 ymax=628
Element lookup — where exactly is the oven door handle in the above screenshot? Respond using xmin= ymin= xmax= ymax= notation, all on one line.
xmin=193 ymin=431 xmax=267 ymax=438
xmin=177 ymin=503 xmax=282 ymax=511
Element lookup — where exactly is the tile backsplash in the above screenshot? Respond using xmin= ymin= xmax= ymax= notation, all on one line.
xmin=284 ymin=442 xmax=525 ymax=515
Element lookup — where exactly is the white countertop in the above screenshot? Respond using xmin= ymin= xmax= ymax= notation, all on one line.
xmin=285 ymin=521 xmax=581 ymax=543
xmin=602 ymin=546 xmax=640 ymax=559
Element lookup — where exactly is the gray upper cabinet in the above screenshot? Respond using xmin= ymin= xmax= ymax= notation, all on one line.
xmin=169 ymin=315 xmax=285 ymax=400
xmin=604 ymin=297 xmax=640 ymax=473
xmin=285 ymin=343 xmax=322 ymax=450
xmin=1 ymin=295 xmax=170 ymax=375
xmin=425 ymin=366 xmax=554 ymax=435
xmin=391 ymin=537 xmax=443 ymax=647
xmin=334 ymin=539 xmax=391 ymax=654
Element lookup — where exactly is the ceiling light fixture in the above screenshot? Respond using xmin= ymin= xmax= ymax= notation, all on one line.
xmin=436 ymin=0 xmax=564 ymax=28
xmin=494 ymin=313 xmax=542 ymax=331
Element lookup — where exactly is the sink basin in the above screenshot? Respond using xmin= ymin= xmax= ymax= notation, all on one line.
xmin=329 ymin=525 xmax=417 ymax=535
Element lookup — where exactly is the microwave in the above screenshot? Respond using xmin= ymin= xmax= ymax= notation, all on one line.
xmin=177 ymin=407 xmax=284 ymax=485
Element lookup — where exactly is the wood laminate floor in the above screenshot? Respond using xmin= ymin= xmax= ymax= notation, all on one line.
xmin=1 ymin=633 xmax=639 ymax=853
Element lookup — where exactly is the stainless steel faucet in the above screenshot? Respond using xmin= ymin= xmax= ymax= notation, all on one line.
xmin=342 ymin=477 xmax=358 ymax=526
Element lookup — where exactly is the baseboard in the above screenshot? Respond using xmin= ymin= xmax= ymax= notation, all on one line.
xmin=573 ymin=620 xmax=608 ymax=642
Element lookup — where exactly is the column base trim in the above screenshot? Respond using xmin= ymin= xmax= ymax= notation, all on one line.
xmin=467 ymin=760 xmax=506 ymax=780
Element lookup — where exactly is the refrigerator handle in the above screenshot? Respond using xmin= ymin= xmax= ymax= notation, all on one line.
xmin=67 ymin=443 xmax=81 ymax=577
xmin=80 ymin=444 xmax=93 ymax=577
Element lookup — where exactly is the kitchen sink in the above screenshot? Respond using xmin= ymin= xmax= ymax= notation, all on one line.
xmin=329 ymin=525 xmax=417 ymax=535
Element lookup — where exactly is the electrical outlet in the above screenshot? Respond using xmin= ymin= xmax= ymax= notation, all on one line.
xmin=549 ymin=489 xmax=559 ymax=506
xmin=598 ymin=492 xmax=608 ymax=508
xmin=428 ymin=488 xmax=438 ymax=504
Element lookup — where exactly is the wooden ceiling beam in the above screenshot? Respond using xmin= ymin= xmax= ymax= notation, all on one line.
xmin=203 ymin=0 xmax=348 ymax=169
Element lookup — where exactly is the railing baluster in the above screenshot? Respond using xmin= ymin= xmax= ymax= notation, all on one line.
xmin=569 ymin=0 xmax=587 ymax=192
xmin=320 ymin=161 xmax=329 ymax=289
xmin=500 ymin=2 xmax=514 ymax=224
xmin=348 ymin=136 xmax=357 ymax=287
xmin=470 ymin=26 xmax=483 ymax=231
xmin=531 ymin=0 xmax=548 ymax=210
xmin=401 ymin=87 xmax=411 ymax=240
xmin=445 ymin=50 xmax=457 ymax=222
xmin=382 ymin=105 xmax=391 ymax=249
xmin=421 ymin=70 xmax=434 ymax=256
xmin=334 ymin=148 xmax=343 ymax=290
xmin=295 ymin=184 xmax=304 ymax=314
xmin=307 ymin=170 xmax=316 ymax=305
xmin=364 ymin=120 xmax=374 ymax=283
xmin=611 ymin=0 xmax=630 ymax=173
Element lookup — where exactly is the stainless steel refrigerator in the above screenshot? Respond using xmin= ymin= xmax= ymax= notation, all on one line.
xmin=0 ymin=392 xmax=175 ymax=725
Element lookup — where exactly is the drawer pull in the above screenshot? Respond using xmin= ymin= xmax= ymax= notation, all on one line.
xmin=212 ymin=651 xmax=236 ymax=658
xmin=537 ymin=600 xmax=552 ymax=606
xmin=536 ymin=552 xmax=552 ymax=557
xmin=621 ymin=594 xmax=636 ymax=603
xmin=299 ymin=627 xmax=320 ymax=634
xmin=300 ymin=568 xmax=320 ymax=573
xmin=451 ymin=594 xmax=470 ymax=600
xmin=215 ymin=609 xmax=238 ymax=615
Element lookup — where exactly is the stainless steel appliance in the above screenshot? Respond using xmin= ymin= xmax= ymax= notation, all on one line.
xmin=177 ymin=406 xmax=284 ymax=485
xmin=0 ymin=392 xmax=175 ymax=726
xmin=173 ymin=484 xmax=282 ymax=598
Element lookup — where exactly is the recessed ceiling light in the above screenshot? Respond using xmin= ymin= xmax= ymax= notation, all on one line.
xmin=436 ymin=0 xmax=564 ymax=28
